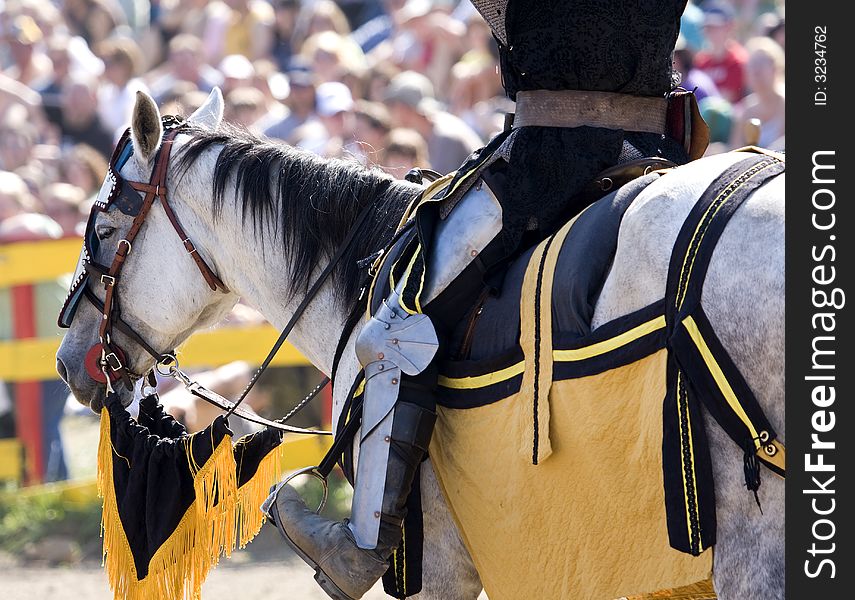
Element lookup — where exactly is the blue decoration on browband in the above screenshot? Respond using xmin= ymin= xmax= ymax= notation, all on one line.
xmin=115 ymin=140 xmax=134 ymax=171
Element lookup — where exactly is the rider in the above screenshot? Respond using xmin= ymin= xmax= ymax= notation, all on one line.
xmin=265 ymin=2 xmax=693 ymax=598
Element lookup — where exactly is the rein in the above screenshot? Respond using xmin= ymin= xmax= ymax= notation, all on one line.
xmin=65 ymin=119 xmax=379 ymax=436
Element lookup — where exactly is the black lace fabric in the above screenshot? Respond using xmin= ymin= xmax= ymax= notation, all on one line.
xmin=489 ymin=128 xmax=688 ymax=255
xmin=465 ymin=0 xmax=691 ymax=255
xmin=497 ymin=0 xmax=688 ymax=99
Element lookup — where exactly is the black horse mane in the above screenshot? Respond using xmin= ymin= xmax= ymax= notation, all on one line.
xmin=175 ymin=123 xmax=421 ymax=307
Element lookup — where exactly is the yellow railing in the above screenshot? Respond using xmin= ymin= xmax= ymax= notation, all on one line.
xmin=0 ymin=238 xmax=83 ymax=287
xmin=0 ymin=238 xmax=311 ymax=381
xmin=2 ymin=238 xmax=324 ymax=484
xmin=0 ymin=326 xmax=310 ymax=381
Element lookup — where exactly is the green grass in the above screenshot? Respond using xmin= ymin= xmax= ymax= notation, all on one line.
xmin=0 ymin=489 xmax=102 ymax=558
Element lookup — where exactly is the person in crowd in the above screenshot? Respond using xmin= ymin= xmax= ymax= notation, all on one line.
xmin=0 ymin=107 xmax=38 ymax=172
xmin=60 ymin=143 xmax=109 ymax=203
xmin=58 ymin=74 xmax=114 ymax=158
xmin=292 ymin=0 xmax=353 ymax=50
xmin=149 ymin=34 xmax=224 ymax=103
xmin=363 ymin=61 xmax=399 ymax=103
xmin=248 ymin=59 xmax=290 ymax=130
xmin=352 ymin=99 xmax=392 ymax=165
xmin=447 ymin=12 xmax=501 ymax=120
xmin=699 ymin=95 xmax=734 ymax=155
xmin=679 ymin=0 xmax=706 ymax=51
xmin=224 ymin=85 xmax=268 ymax=129
xmin=96 ymin=37 xmax=149 ymax=136
xmin=2 ymin=15 xmax=53 ymax=90
xmin=204 ymin=0 xmax=275 ymax=64
xmin=383 ymin=70 xmax=482 ymax=175
xmin=218 ymin=53 xmax=257 ymax=96
xmin=61 ymin=0 xmax=126 ymax=48
xmin=379 ymin=126 xmax=429 ymax=178
xmin=351 ymin=0 xmax=406 ymax=54
xmin=694 ymin=1 xmax=748 ymax=103
xmin=0 ymin=170 xmax=63 ymax=242
xmin=40 ymin=183 xmax=86 ymax=236
xmin=297 ymin=80 xmax=355 ymax=158
xmin=271 ymin=0 xmax=302 ymax=71
xmin=673 ymin=35 xmax=720 ymax=103
xmin=299 ymin=30 xmax=366 ymax=84
xmin=264 ymin=59 xmax=319 ymax=143
xmin=729 ymin=36 xmax=784 ymax=149
xmin=37 ymin=36 xmax=73 ymax=128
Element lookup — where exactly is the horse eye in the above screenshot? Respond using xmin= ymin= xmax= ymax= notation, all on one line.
xmin=97 ymin=225 xmax=117 ymax=240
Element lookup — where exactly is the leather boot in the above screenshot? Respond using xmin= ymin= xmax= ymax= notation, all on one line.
xmin=263 ymin=401 xmax=436 ymax=600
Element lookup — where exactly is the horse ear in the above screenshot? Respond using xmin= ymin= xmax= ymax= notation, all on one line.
xmin=187 ymin=87 xmax=224 ymax=130
xmin=131 ymin=91 xmax=163 ymax=163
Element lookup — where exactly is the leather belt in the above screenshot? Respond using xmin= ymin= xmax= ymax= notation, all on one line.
xmin=513 ymin=90 xmax=667 ymax=134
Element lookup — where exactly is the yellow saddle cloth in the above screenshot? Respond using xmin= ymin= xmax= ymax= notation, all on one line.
xmin=429 ymin=215 xmax=712 ymax=599
xmin=430 ymin=350 xmax=711 ymax=600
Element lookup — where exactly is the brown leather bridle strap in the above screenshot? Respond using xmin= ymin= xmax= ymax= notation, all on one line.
xmin=151 ymin=183 xmax=229 ymax=292
xmin=98 ymin=134 xmax=176 ymax=343
xmin=96 ymin=129 xmax=231 ymax=389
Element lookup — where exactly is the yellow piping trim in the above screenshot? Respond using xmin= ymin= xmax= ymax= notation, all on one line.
xmin=676 ymin=160 xmax=780 ymax=309
xmin=552 ymin=316 xmax=666 ymax=362
xmin=682 ymin=315 xmax=759 ymax=444
xmin=677 ymin=371 xmax=704 ymax=552
xmin=438 ymin=315 xmax=665 ymax=390
xmin=676 ymin=372 xmax=694 ymax=550
xmin=438 ymin=361 xmax=526 ymax=390
xmin=397 ymin=245 xmax=423 ymax=315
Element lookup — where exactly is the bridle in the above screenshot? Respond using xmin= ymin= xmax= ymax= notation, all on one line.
xmin=57 ymin=116 xmax=374 ymax=435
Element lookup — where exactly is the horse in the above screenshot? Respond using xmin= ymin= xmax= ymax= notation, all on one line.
xmin=56 ymin=89 xmax=784 ymax=600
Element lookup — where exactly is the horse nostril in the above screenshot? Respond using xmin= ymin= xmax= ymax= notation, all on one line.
xmin=56 ymin=357 xmax=69 ymax=383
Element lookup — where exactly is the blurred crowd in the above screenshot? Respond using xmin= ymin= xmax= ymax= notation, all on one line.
xmin=0 ymin=0 xmax=785 ymax=246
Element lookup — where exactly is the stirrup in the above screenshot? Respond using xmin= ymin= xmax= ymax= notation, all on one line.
xmin=265 ymin=466 xmax=329 ymax=519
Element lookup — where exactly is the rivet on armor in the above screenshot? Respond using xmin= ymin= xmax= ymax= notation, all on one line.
xmin=759 ymin=430 xmax=770 ymax=443
xmin=374 ymin=511 xmax=380 ymax=518
xmin=378 ymin=364 xmax=385 ymax=371
xmin=392 ymin=378 xmax=399 ymax=385
xmin=764 ymin=444 xmax=777 ymax=457
xmin=378 ymin=352 xmax=384 ymax=359
xmin=392 ymin=338 xmax=399 ymax=345
xmin=470 ymin=249 xmax=478 ymax=257
xmin=384 ymin=436 xmax=390 ymax=442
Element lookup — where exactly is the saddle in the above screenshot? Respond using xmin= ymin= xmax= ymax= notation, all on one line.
xmin=352 ymin=148 xmax=785 ymax=598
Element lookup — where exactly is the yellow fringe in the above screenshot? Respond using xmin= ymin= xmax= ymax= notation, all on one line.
xmin=98 ymin=408 xmax=237 ymax=600
xmin=234 ymin=435 xmax=289 ymax=548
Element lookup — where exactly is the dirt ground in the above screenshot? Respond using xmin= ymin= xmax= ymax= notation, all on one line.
xmin=7 ymin=417 xmax=712 ymax=600
xmin=0 ymin=538 xmax=391 ymax=600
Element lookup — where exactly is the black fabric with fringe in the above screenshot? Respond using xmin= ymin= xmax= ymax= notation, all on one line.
xmin=98 ymin=393 xmax=288 ymax=600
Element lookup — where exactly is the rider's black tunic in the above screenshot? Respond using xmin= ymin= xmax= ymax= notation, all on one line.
xmin=468 ymin=0 xmax=691 ymax=256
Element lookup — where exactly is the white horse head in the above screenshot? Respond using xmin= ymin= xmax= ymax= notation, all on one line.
xmin=56 ymin=89 xmax=240 ymax=410
xmin=56 ymin=88 xmax=418 ymax=412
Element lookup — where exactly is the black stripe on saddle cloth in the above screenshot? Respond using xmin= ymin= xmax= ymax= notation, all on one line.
xmin=663 ymin=151 xmax=785 ymax=556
